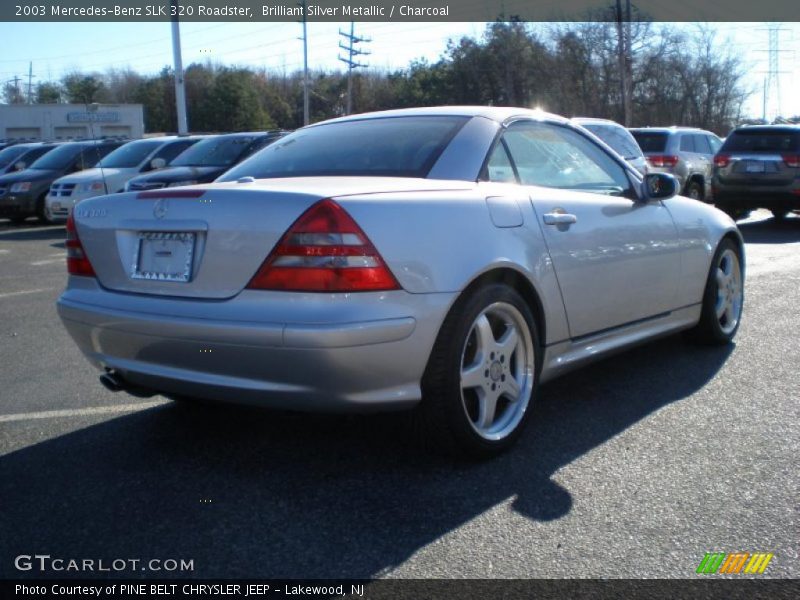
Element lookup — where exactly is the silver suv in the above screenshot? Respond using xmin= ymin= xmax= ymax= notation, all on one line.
xmin=630 ymin=127 xmax=723 ymax=201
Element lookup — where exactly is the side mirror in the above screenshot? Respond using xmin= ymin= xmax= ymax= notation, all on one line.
xmin=641 ymin=173 xmax=678 ymax=201
xmin=149 ymin=157 xmax=167 ymax=171
xmin=14 ymin=161 xmax=26 ymax=171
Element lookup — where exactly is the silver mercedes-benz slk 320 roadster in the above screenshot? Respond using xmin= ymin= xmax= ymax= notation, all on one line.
xmin=57 ymin=106 xmax=744 ymax=457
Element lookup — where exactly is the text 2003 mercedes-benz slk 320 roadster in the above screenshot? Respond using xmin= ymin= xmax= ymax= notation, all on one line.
xmin=57 ymin=107 xmax=744 ymax=457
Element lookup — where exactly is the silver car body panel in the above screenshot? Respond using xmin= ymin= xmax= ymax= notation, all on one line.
xmin=58 ymin=107 xmax=742 ymax=412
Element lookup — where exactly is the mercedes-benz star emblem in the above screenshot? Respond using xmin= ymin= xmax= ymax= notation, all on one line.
xmin=153 ymin=198 xmax=168 ymax=219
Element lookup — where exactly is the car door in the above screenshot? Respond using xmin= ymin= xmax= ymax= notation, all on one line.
xmin=492 ymin=120 xmax=681 ymax=338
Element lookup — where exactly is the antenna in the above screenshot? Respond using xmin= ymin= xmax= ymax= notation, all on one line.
xmin=86 ymin=102 xmax=109 ymax=196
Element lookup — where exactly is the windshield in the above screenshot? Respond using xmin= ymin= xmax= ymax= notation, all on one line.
xmin=0 ymin=145 xmax=30 ymax=168
xmin=630 ymin=131 xmax=668 ymax=153
xmin=722 ymin=129 xmax=800 ymax=153
xmin=170 ymin=136 xmax=256 ymax=167
xmin=582 ymin=123 xmax=643 ymax=159
xmin=29 ymin=144 xmax=84 ymax=170
xmin=98 ymin=140 xmax=164 ymax=168
xmin=220 ymin=116 xmax=468 ymax=181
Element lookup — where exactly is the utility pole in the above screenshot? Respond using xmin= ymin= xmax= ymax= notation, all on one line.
xmin=299 ymin=1 xmax=309 ymax=126
xmin=338 ymin=22 xmax=370 ymax=115
xmin=27 ymin=62 xmax=35 ymax=104
xmin=756 ymin=23 xmax=791 ymax=122
xmin=170 ymin=0 xmax=188 ymax=134
xmin=615 ymin=0 xmax=633 ymax=126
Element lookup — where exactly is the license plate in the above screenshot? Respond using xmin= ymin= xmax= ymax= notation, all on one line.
xmin=745 ymin=161 xmax=765 ymax=173
xmin=132 ymin=232 xmax=195 ymax=282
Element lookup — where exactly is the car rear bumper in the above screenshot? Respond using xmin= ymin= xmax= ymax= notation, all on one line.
xmin=57 ymin=280 xmax=455 ymax=412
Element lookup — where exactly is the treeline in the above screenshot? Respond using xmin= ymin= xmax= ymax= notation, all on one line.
xmin=4 ymin=20 xmax=755 ymax=135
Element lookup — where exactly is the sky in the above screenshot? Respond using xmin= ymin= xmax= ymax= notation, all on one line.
xmin=0 ymin=21 xmax=797 ymax=119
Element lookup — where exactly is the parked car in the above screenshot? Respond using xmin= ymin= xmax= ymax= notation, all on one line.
xmin=0 ymin=142 xmax=61 ymax=175
xmin=573 ymin=117 xmax=648 ymax=176
xmin=124 ymin=131 xmax=287 ymax=192
xmin=44 ymin=136 xmax=204 ymax=223
xmin=629 ymin=127 xmax=723 ymax=201
xmin=58 ymin=107 xmax=744 ymax=458
xmin=712 ymin=125 xmax=800 ymax=221
xmin=0 ymin=140 xmax=124 ymax=223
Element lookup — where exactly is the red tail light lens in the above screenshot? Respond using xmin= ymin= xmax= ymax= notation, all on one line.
xmin=782 ymin=154 xmax=800 ymax=168
xmin=714 ymin=154 xmax=731 ymax=168
xmin=247 ymin=199 xmax=400 ymax=292
xmin=647 ymin=155 xmax=679 ymax=168
xmin=65 ymin=213 xmax=95 ymax=277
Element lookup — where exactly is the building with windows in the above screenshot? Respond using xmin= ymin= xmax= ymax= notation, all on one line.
xmin=0 ymin=104 xmax=144 ymax=141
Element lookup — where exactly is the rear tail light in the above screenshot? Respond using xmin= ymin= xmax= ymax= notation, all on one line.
xmin=65 ymin=213 xmax=95 ymax=277
xmin=647 ymin=155 xmax=679 ymax=168
xmin=781 ymin=154 xmax=800 ymax=168
xmin=714 ymin=154 xmax=732 ymax=168
xmin=247 ymin=198 xmax=400 ymax=292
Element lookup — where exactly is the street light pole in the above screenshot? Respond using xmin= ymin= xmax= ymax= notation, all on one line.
xmin=171 ymin=0 xmax=189 ymax=135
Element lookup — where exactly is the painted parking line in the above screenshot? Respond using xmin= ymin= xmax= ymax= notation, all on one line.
xmin=0 ymin=400 xmax=168 ymax=423
xmin=0 ymin=288 xmax=54 ymax=299
xmin=0 ymin=249 xmax=10 ymax=254
xmin=31 ymin=258 xmax=66 ymax=266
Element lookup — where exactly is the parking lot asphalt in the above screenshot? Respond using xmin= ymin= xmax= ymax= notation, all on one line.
xmin=0 ymin=212 xmax=798 ymax=580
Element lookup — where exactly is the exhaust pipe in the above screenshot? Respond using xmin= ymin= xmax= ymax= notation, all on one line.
xmin=99 ymin=370 xmax=156 ymax=398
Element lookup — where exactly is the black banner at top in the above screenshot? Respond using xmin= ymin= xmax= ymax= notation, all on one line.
xmin=2 ymin=0 xmax=800 ymax=22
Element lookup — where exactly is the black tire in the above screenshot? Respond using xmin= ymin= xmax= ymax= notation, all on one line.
xmin=35 ymin=194 xmax=48 ymax=223
xmin=771 ymin=209 xmax=789 ymax=220
xmin=413 ymin=283 xmax=541 ymax=459
xmin=685 ymin=180 xmax=704 ymax=201
xmin=686 ymin=238 xmax=744 ymax=345
xmin=8 ymin=215 xmax=27 ymax=224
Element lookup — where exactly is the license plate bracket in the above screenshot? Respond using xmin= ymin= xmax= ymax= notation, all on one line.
xmin=132 ymin=232 xmax=195 ymax=282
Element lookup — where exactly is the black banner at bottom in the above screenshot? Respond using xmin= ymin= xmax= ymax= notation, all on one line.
xmin=2 ymin=579 xmax=799 ymax=600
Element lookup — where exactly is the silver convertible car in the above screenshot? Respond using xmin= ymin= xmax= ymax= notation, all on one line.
xmin=57 ymin=107 xmax=744 ymax=457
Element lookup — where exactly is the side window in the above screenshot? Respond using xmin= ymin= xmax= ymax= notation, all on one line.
xmin=482 ymin=141 xmax=517 ymax=183
xmin=501 ymin=121 xmax=633 ymax=195
xmin=692 ymin=134 xmax=712 ymax=154
xmin=77 ymin=147 xmax=99 ymax=170
xmin=707 ymin=135 xmax=723 ymax=154
xmin=679 ymin=135 xmax=695 ymax=152
xmin=153 ymin=140 xmax=195 ymax=164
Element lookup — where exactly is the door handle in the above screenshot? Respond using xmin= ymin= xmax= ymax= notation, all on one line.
xmin=543 ymin=211 xmax=577 ymax=225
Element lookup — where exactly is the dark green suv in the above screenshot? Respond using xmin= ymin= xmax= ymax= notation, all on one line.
xmin=712 ymin=125 xmax=800 ymax=221
xmin=0 ymin=139 xmax=123 ymax=223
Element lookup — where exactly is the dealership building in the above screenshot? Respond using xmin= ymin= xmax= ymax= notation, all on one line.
xmin=0 ymin=104 xmax=144 ymax=141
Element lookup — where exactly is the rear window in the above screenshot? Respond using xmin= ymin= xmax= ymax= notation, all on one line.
xmin=219 ymin=116 xmax=469 ymax=181
xmin=721 ymin=129 xmax=800 ymax=153
xmin=630 ymin=131 xmax=668 ymax=153
xmin=582 ymin=123 xmax=643 ymax=159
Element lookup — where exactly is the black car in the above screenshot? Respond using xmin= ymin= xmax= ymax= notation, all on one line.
xmin=712 ymin=125 xmax=800 ymax=221
xmin=125 ymin=131 xmax=288 ymax=191
xmin=0 ymin=139 xmax=124 ymax=223
xmin=0 ymin=142 xmax=61 ymax=175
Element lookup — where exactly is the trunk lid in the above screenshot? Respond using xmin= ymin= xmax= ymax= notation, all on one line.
xmin=74 ymin=177 xmax=469 ymax=299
